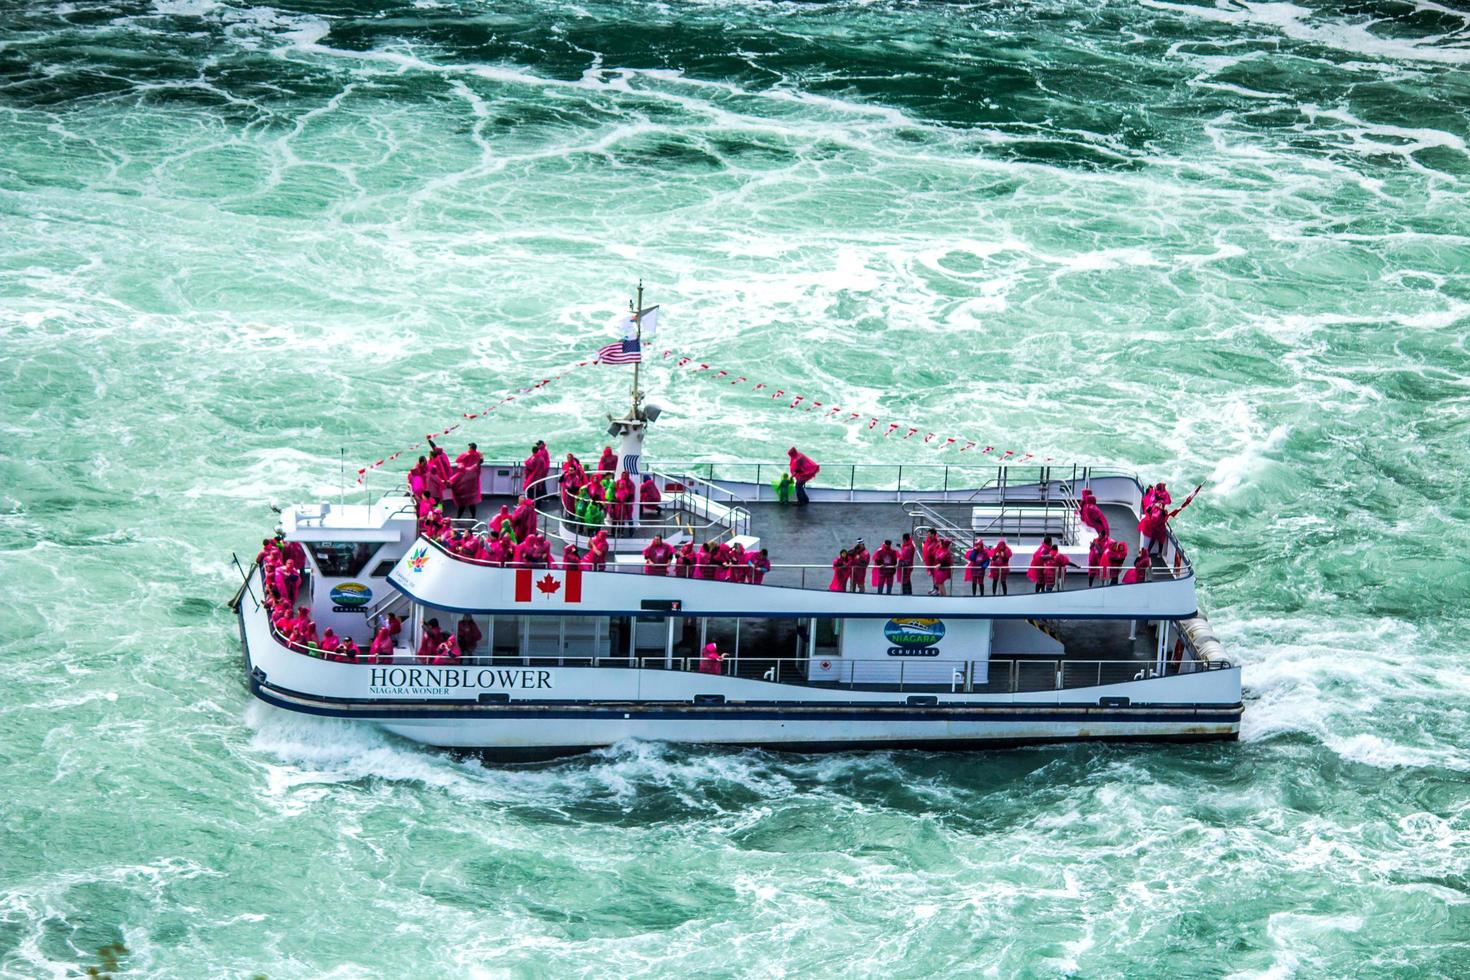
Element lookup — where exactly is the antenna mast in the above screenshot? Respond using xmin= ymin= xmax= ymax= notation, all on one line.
xmin=630 ymin=279 xmax=644 ymax=420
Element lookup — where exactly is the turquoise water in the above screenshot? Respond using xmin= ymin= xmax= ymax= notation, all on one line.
xmin=4 ymin=0 xmax=1470 ymax=975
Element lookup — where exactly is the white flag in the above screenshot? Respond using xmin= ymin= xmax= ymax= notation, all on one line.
xmin=608 ymin=306 xmax=658 ymax=339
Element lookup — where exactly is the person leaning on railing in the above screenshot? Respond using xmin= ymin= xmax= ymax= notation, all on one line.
xmin=787 ymin=447 xmax=820 ymax=506
xmin=643 ymin=535 xmax=674 ymax=575
xmin=699 ymin=643 xmax=724 ymax=675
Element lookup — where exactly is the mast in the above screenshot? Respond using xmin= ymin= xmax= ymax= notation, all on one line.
xmin=630 ymin=279 xmax=644 ymax=420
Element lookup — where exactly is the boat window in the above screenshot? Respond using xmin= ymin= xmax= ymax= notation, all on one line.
xmin=308 ymin=541 xmax=377 ymax=577
xmin=369 ymin=559 xmax=396 ymax=577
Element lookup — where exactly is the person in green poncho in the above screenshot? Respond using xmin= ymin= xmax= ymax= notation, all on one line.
xmin=573 ymin=485 xmax=592 ymax=532
xmin=774 ymin=472 xmax=795 ymax=504
xmin=584 ymin=497 xmax=605 ymax=530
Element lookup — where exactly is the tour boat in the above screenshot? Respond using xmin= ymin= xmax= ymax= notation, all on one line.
xmin=232 ymin=299 xmax=1240 ymax=756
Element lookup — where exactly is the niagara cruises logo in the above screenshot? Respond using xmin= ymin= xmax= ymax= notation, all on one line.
xmin=884 ymin=617 xmax=944 ymax=656
xmin=329 ymin=582 xmax=372 ymax=611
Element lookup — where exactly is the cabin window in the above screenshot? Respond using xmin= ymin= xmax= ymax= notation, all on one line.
xmin=308 ymin=541 xmax=377 ymax=577
xmin=814 ymin=617 xmax=841 ymax=655
xmin=369 ymin=559 xmax=396 ymax=577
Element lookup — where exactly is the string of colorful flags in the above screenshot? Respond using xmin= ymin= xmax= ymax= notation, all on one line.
xmin=653 ymin=348 xmax=1054 ymax=462
xmin=354 ymin=358 xmax=601 ymax=484
xmin=357 ymin=342 xmax=1071 ymax=483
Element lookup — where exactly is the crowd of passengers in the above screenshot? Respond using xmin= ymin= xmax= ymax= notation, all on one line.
xmin=256 ymin=531 xmax=374 ymax=661
xmin=824 ymin=484 xmax=1178 ymax=596
xmin=258 ymin=530 xmax=489 ymax=664
xmin=409 ymin=439 xmax=1184 ymax=594
xmin=259 ymin=441 xmax=1184 ymax=665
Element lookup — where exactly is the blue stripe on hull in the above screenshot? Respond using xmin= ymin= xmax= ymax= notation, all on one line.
xmin=250 ymin=677 xmax=1241 ymax=727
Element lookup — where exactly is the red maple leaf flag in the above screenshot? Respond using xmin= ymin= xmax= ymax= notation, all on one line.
xmin=514 ymin=568 xmax=583 ymax=603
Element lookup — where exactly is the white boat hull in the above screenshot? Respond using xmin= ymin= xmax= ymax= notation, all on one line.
xmin=240 ymin=600 xmax=1241 ymax=754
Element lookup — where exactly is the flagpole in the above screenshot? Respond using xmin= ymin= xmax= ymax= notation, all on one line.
xmin=631 ymin=279 xmax=643 ymax=419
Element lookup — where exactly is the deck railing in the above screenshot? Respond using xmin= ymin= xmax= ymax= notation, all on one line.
xmin=257 ymin=623 xmax=1232 ymax=693
xmin=629 ymin=655 xmax=1232 ymax=692
xmin=420 ymin=534 xmax=1190 ymax=591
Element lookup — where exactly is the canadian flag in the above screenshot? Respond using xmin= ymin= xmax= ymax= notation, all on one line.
xmin=514 ymin=567 xmax=583 ymax=603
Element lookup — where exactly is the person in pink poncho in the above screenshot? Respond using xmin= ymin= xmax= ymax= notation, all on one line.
xmin=292 ymin=608 xmax=318 ymax=648
xmin=1105 ymin=539 xmax=1128 ymax=585
xmin=849 ymin=540 xmax=870 ymax=593
xmin=1143 ymin=482 xmax=1171 ymax=512
xmin=563 ymin=452 xmax=585 ymax=484
xmin=451 ymin=443 xmax=483 ymax=520
xmin=597 ymin=446 xmax=617 ymax=473
xmin=1077 ymin=489 xmax=1109 ymax=539
xmin=510 ymin=497 xmax=537 ymax=542
xmin=522 ymin=442 xmax=549 ymax=502
xmin=1027 ymin=537 xmax=1055 ymax=594
xmin=1122 ymin=553 xmax=1151 ymax=585
xmin=699 ymin=642 xmax=723 ymax=675
xmin=711 ymin=541 xmax=734 ymax=581
xmin=787 ymin=447 xmax=820 ymax=506
xmin=279 ymin=535 xmax=306 ymax=571
xmin=987 ymin=539 xmax=1012 ymax=595
xmin=872 ymin=539 xmax=897 ymax=595
xmin=319 ymin=629 xmax=341 ymax=654
xmin=333 ymin=637 xmax=361 ymax=663
xmin=432 ymin=633 xmax=461 ymax=666
xmin=255 ymin=537 xmax=280 ymax=571
xmin=526 ymin=534 xmax=554 ymax=568
xmin=694 ymin=543 xmax=717 ymax=581
xmin=643 ymin=535 xmax=674 ymax=575
xmin=613 ymin=472 xmax=635 ymax=526
xmin=930 ymin=538 xmax=953 ymax=596
xmin=674 ymin=542 xmax=696 ymax=578
xmin=484 ymin=533 xmax=510 ymax=566
xmin=728 ymin=543 xmax=748 ymax=584
xmin=587 ymin=530 xmax=610 ymax=571
xmin=457 ymin=615 xmax=482 ymax=657
xmin=829 ymin=549 xmax=851 ymax=592
xmin=417 ymin=618 xmax=447 ymax=662
xmin=274 ymin=560 xmax=301 ymax=607
xmin=1138 ymin=503 xmax=1169 ymax=557
xmin=964 ymin=538 xmax=990 ymax=596
xmin=561 ymin=542 xmax=582 ymax=570
xmin=639 ymin=476 xmax=662 ymax=520
xmin=560 ymin=468 xmax=583 ymax=514
xmin=408 ymin=456 xmax=430 ymax=498
xmin=1049 ymin=547 xmax=1078 ymax=592
xmin=426 ymin=440 xmax=452 ymax=498
xmin=897 ymin=533 xmax=916 ymax=595
xmin=748 ymin=549 xmax=771 ymax=585
xmin=368 ymin=623 xmax=394 ymax=663
xmin=489 ymin=504 xmax=513 ymax=539
xmin=1087 ymin=536 xmax=1109 ymax=588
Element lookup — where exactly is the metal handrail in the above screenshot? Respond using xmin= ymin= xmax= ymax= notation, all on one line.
xmin=363 ymin=588 xmax=411 ymax=624
xmin=904 ymin=500 xmax=970 ymax=540
xmin=631 ymin=655 xmax=1232 ymax=692
xmin=419 ymin=533 xmax=1188 ymax=590
xmin=259 ymin=629 xmax=1233 ymax=692
xmin=517 ymin=471 xmax=748 ymax=545
xmin=229 ymin=554 xmax=260 ymax=612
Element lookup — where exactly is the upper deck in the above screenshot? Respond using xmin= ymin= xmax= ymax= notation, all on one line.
xmin=376 ymin=462 xmax=1197 ymax=620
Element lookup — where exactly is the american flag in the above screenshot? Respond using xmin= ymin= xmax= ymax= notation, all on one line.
xmin=596 ymin=338 xmax=642 ymax=364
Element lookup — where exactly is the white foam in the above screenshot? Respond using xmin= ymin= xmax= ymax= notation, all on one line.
xmin=1143 ymin=0 xmax=1470 ymax=65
